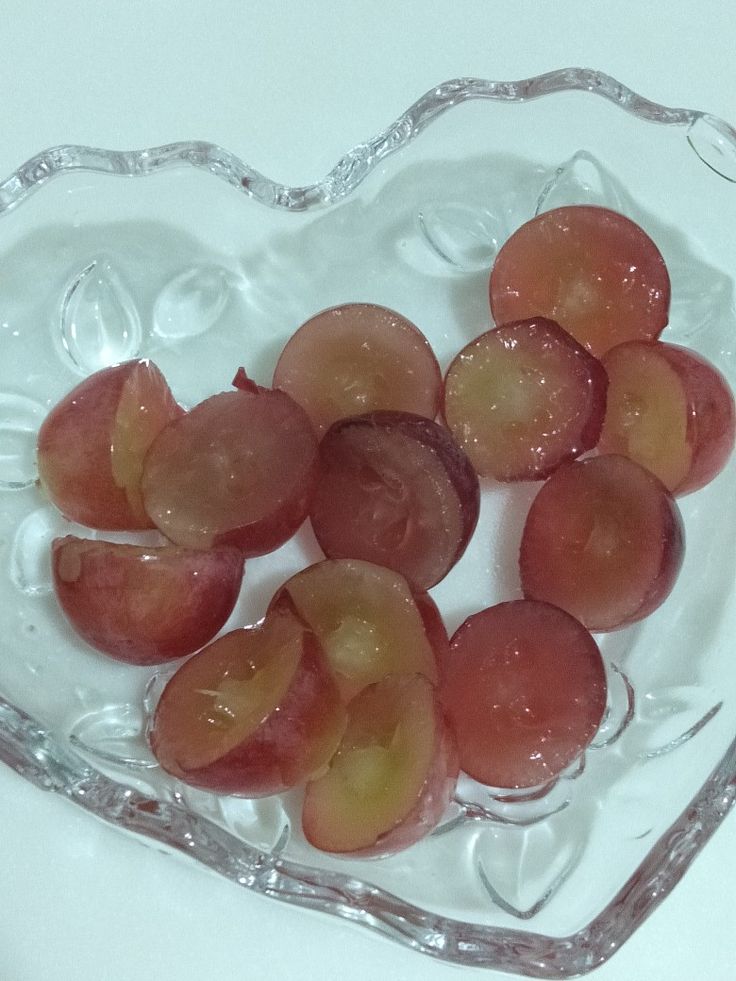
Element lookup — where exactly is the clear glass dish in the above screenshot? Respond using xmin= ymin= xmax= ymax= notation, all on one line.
xmin=1 ymin=69 xmax=735 ymax=977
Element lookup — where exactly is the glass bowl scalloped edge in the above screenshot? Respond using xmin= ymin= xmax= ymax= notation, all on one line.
xmin=1 ymin=68 xmax=736 ymax=978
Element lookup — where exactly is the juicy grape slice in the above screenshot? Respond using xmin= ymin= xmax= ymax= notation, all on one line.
xmin=490 ymin=205 xmax=671 ymax=358
xmin=310 ymin=411 xmax=480 ymax=590
xmin=443 ymin=317 xmax=608 ymax=481
xmin=520 ymin=455 xmax=684 ymax=631
xmin=440 ymin=600 xmax=607 ymax=789
xmin=302 ymin=673 xmax=459 ymax=855
xmin=271 ymin=558 xmax=440 ymax=700
xmin=141 ymin=373 xmax=319 ymax=556
xmin=150 ymin=599 xmax=346 ymax=796
xmin=599 ymin=340 xmax=736 ymax=495
xmin=37 ymin=360 xmax=183 ymax=529
xmin=273 ymin=303 xmax=442 ymax=434
xmin=52 ymin=536 xmax=245 ymax=665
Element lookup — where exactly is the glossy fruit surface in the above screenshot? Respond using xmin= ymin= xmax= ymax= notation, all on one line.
xmin=52 ymin=536 xmax=244 ymax=665
xmin=310 ymin=411 xmax=480 ymax=590
xmin=520 ymin=454 xmax=684 ymax=631
xmin=302 ymin=673 xmax=458 ymax=855
xmin=141 ymin=372 xmax=319 ymax=556
xmin=37 ymin=360 xmax=183 ymax=529
xmin=273 ymin=303 xmax=442 ymax=434
xmin=271 ymin=559 xmax=439 ymax=700
xmin=440 ymin=600 xmax=607 ymax=789
xmin=443 ymin=317 xmax=608 ymax=480
xmin=490 ymin=206 xmax=670 ymax=358
xmin=599 ymin=340 xmax=735 ymax=495
xmin=150 ymin=599 xmax=345 ymax=796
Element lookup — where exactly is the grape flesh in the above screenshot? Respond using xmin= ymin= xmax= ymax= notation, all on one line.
xmin=443 ymin=317 xmax=608 ymax=480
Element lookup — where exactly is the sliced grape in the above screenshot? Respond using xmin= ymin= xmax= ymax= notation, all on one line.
xmin=271 ymin=559 xmax=440 ymax=700
xmin=490 ymin=206 xmax=670 ymax=358
xmin=440 ymin=600 xmax=607 ymax=789
xmin=141 ymin=372 xmax=319 ymax=556
xmin=52 ymin=536 xmax=244 ymax=665
xmin=309 ymin=411 xmax=480 ymax=590
xmin=37 ymin=360 xmax=183 ymax=529
xmin=599 ymin=340 xmax=735 ymax=495
xmin=150 ymin=599 xmax=346 ymax=796
xmin=520 ymin=455 xmax=684 ymax=631
xmin=302 ymin=673 xmax=458 ymax=855
xmin=273 ymin=303 xmax=442 ymax=435
xmin=443 ymin=317 xmax=608 ymax=481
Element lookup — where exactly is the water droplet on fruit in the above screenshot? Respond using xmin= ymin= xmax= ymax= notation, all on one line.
xmin=59 ymin=258 xmax=142 ymax=373
xmin=535 ymin=151 xmax=632 ymax=216
xmin=0 ymin=392 xmax=46 ymax=489
xmin=687 ymin=114 xmax=736 ymax=182
xmin=153 ymin=265 xmax=235 ymax=339
xmin=417 ymin=203 xmax=504 ymax=271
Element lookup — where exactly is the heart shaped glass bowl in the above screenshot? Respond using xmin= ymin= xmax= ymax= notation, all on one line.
xmin=1 ymin=70 xmax=736 ymax=977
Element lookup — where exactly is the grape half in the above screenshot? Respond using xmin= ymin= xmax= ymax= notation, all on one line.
xmin=53 ymin=536 xmax=244 ymax=665
xmin=141 ymin=372 xmax=319 ymax=556
xmin=309 ymin=411 xmax=480 ymax=590
xmin=440 ymin=600 xmax=607 ymax=789
xmin=443 ymin=317 xmax=608 ymax=480
xmin=273 ymin=303 xmax=442 ymax=434
xmin=490 ymin=205 xmax=670 ymax=358
xmin=520 ymin=455 xmax=684 ymax=630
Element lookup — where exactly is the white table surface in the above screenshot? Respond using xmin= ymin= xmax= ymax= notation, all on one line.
xmin=1 ymin=2 xmax=735 ymax=978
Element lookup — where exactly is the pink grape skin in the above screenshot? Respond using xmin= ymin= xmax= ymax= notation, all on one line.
xmin=439 ymin=600 xmax=607 ymax=789
xmin=52 ymin=536 xmax=245 ymax=666
xmin=520 ymin=455 xmax=685 ymax=631
xmin=37 ymin=360 xmax=183 ymax=529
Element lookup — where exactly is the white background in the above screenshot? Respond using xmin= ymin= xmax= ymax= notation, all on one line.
xmin=1 ymin=2 xmax=735 ymax=979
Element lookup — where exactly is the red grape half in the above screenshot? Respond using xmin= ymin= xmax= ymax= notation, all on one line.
xmin=490 ymin=205 xmax=671 ymax=358
xmin=302 ymin=673 xmax=458 ymax=855
xmin=270 ymin=558 xmax=440 ymax=700
xmin=520 ymin=455 xmax=684 ymax=631
xmin=443 ymin=317 xmax=608 ymax=481
xmin=37 ymin=360 xmax=183 ymax=529
xmin=150 ymin=598 xmax=346 ymax=796
xmin=52 ymin=536 xmax=245 ymax=665
xmin=309 ymin=411 xmax=480 ymax=590
xmin=599 ymin=340 xmax=735 ymax=495
xmin=440 ymin=600 xmax=607 ymax=789
xmin=141 ymin=372 xmax=319 ymax=556
xmin=273 ymin=303 xmax=442 ymax=434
